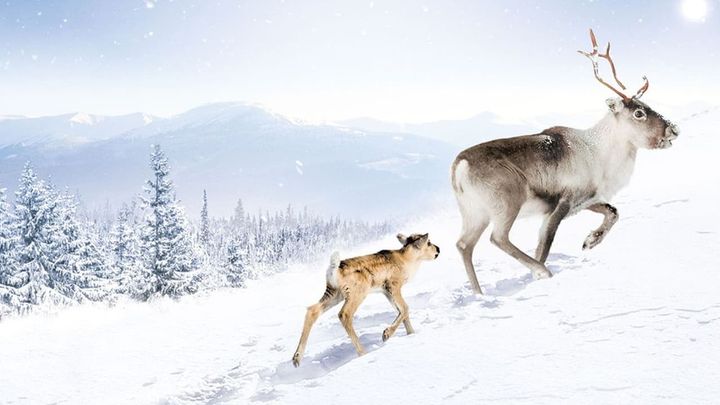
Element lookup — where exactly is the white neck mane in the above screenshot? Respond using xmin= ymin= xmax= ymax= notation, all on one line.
xmin=582 ymin=113 xmax=639 ymax=200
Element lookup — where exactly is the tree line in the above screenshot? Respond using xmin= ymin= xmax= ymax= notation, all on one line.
xmin=0 ymin=145 xmax=392 ymax=319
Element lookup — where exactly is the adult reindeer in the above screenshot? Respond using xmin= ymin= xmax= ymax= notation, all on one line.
xmin=452 ymin=29 xmax=679 ymax=294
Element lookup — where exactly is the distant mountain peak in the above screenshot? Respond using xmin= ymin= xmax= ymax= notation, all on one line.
xmin=141 ymin=113 xmax=154 ymax=125
xmin=179 ymin=101 xmax=282 ymax=119
xmin=69 ymin=112 xmax=102 ymax=125
xmin=0 ymin=114 xmax=25 ymax=121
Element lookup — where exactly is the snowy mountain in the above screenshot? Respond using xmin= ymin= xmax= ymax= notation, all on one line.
xmin=0 ymin=111 xmax=157 ymax=148
xmin=339 ymin=112 xmax=537 ymax=148
xmin=0 ymin=103 xmax=457 ymax=219
xmin=0 ymin=106 xmax=717 ymax=404
xmin=338 ymin=106 xmax=698 ymax=149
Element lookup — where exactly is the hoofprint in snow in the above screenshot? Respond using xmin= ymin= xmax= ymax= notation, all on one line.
xmin=1 ymin=111 xmax=719 ymax=404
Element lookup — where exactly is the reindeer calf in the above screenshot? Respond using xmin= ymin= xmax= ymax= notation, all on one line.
xmin=292 ymin=233 xmax=440 ymax=367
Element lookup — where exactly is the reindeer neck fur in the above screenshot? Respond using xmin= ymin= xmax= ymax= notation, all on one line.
xmin=581 ymin=112 xmax=638 ymax=200
xmin=396 ymin=246 xmax=423 ymax=281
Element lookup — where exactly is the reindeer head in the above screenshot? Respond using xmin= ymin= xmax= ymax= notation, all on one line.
xmin=397 ymin=233 xmax=440 ymax=260
xmin=579 ymin=29 xmax=679 ymax=150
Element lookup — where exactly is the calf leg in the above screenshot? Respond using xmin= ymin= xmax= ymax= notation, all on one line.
xmin=491 ymin=206 xmax=553 ymax=279
xmin=382 ymin=286 xmax=411 ymax=341
xmin=383 ymin=289 xmax=414 ymax=334
xmin=292 ymin=285 xmax=342 ymax=367
xmin=338 ymin=292 xmax=367 ymax=356
xmin=535 ymin=201 xmax=570 ymax=263
xmin=582 ymin=203 xmax=618 ymax=250
xmin=456 ymin=216 xmax=490 ymax=294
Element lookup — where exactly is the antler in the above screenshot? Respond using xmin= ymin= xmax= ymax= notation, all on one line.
xmin=635 ymin=76 xmax=649 ymax=98
xmin=578 ymin=29 xmax=650 ymax=100
xmin=598 ymin=42 xmax=626 ymax=90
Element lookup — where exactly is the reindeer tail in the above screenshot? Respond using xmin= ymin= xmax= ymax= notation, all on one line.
xmin=326 ymin=251 xmax=341 ymax=288
xmin=451 ymin=158 xmax=470 ymax=194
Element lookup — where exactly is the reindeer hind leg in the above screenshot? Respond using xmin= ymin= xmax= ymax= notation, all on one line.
xmin=292 ymin=285 xmax=342 ymax=367
xmin=490 ymin=204 xmax=553 ymax=279
xmin=456 ymin=211 xmax=490 ymax=294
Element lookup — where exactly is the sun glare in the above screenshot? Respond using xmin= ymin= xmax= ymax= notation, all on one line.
xmin=681 ymin=0 xmax=708 ymax=22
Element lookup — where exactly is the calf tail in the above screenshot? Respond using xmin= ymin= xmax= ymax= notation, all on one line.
xmin=325 ymin=251 xmax=341 ymax=288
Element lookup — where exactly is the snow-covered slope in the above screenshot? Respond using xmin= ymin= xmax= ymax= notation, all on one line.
xmin=0 ymin=108 xmax=718 ymax=403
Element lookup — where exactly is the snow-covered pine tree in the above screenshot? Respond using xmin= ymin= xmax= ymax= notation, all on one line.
xmin=232 ymin=198 xmax=246 ymax=230
xmin=0 ymin=187 xmax=18 ymax=318
xmin=54 ymin=192 xmax=114 ymax=302
xmin=110 ymin=203 xmax=150 ymax=299
xmin=200 ymin=189 xmax=210 ymax=247
xmin=140 ymin=145 xmax=199 ymax=297
xmin=0 ymin=163 xmax=71 ymax=314
xmin=46 ymin=191 xmax=104 ymax=302
xmin=225 ymin=235 xmax=249 ymax=286
xmin=0 ymin=188 xmax=15 ymax=278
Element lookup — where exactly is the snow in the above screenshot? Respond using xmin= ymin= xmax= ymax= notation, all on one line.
xmin=0 ymin=111 xmax=159 ymax=149
xmin=0 ymin=109 xmax=719 ymax=404
xmin=0 ymin=115 xmax=25 ymax=121
xmin=70 ymin=112 xmax=102 ymax=125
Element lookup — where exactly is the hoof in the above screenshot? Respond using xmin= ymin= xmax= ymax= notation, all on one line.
xmin=382 ymin=328 xmax=391 ymax=342
xmin=583 ymin=230 xmax=605 ymax=250
xmin=292 ymin=353 xmax=301 ymax=368
xmin=533 ymin=270 xmax=553 ymax=280
xmin=469 ymin=283 xmax=484 ymax=295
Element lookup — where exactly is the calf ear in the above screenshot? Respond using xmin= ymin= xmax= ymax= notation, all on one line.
xmin=606 ymin=98 xmax=624 ymax=114
xmin=396 ymin=233 xmax=408 ymax=245
xmin=413 ymin=233 xmax=429 ymax=248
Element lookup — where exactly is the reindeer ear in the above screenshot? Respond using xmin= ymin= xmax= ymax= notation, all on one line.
xmin=396 ymin=233 xmax=408 ymax=245
xmin=412 ymin=233 xmax=429 ymax=248
xmin=606 ymin=98 xmax=623 ymax=114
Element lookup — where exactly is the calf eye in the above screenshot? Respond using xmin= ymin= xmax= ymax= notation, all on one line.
xmin=633 ymin=109 xmax=646 ymax=120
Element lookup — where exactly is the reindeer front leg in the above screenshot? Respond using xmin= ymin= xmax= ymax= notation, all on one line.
xmin=382 ymin=286 xmax=410 ymax=342
xmin=535 ymin=200 xmax=571 ymax=263
xmin=582 ymin=203 xmax=619 ymax=250
xmin=383 ymin=286 xmax=414 ymax=336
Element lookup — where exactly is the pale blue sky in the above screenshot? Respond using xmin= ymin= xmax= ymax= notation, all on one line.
xmin=1 ymin=0 xmax=718 ymax=122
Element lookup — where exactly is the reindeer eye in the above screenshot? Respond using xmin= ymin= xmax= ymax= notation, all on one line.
xmin=633 ymin=109 xmax=646 ymax=120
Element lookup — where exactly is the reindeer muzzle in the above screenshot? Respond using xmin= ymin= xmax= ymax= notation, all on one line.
xmin=660 ymin=123 xmax=679 ymax=149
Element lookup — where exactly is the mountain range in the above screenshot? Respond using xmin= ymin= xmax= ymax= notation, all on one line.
xmin=0 ymin=103 xmax=462 ymax=219
xmin=3 ymin=101 xmax=700 ymax=219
